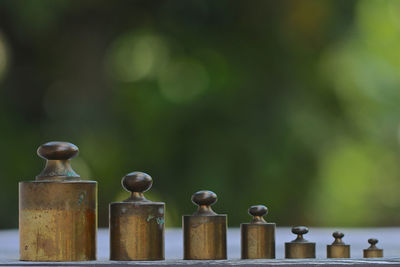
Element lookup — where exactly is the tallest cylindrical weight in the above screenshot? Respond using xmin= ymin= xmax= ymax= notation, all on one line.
xmin=19 ymin=142 xmax=97 ymax=261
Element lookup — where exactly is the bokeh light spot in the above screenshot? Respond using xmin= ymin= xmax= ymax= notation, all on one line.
xmin=158 ymin=59 xmax=209 ymax=103
xmin=107 ymin=33 xmax=169 ymax=82
xmin=0 ymin=32 xmax=9 ymax=82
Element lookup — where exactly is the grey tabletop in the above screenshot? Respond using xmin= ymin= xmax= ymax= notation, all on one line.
xmin=1 ymin=228 xmax=400 ymax=266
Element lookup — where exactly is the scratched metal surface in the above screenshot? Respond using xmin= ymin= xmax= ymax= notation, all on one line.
xmin=1 ymin=228 xmax=400 ymax=266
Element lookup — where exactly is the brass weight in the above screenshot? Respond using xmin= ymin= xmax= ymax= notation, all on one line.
xmin=241 ymin=205 xmax=275 ymax=259
xmin=327 ymin=231 xmax=350 ymax=258
xmin=109 ymin=172 xmax=165 ymax=260
xmin=183 ymin=190 xmax=227 ymax=260
xmin=285 ymin=226 xmax=315 ymax=259
xmin=19 ymin=142 xmax=97 ymax=261
xmin=363 ymin=238 xmax=383 ymax=258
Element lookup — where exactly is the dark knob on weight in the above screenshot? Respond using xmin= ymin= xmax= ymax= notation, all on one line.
xmin=36 ymin=141 xmax=80 ymax=180
xmin=332 ymin=231 xmax=345 ymax=244
xmin=292 ymin=226 xmax=309 ymax=242
xmin=122 ymin=172 xmax=153 ymax=202
xmin=248 ymin=205 xmax=268 ymax=224
xmin=192 ymin=190 xmax=217 ymax=216
xmin=37 ymin=141 xmax=79 ymax=160
xmin=368 ymin=238 xmax=378 ymax=248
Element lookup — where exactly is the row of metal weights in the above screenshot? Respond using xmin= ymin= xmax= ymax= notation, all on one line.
xmin=19 ymin=141 xmax=383 ymax=261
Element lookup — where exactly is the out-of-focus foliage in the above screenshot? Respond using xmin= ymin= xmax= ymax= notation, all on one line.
xmin=0 ymin=0 xmax=398 ymax=229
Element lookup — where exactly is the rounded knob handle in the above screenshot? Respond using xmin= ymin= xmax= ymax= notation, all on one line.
xmin=248 ymin=205 xmax=268 ymax=217
xmin=122 ymin=172 xmax=153 ymax=193
xmin=368 ymin=238 xmax=378 ymax=246
xmin=36 ymin=141 xmax=80 ymax=180
xmin=333 ymin=231 xmax=344 ymax=239
xmin=332 ymin=231 xmax=345 ymax=245
xmin=191 ymin=190 xmax=217 ymax=215
xmin=192 ymin=190 xmax=217 ymax=206
xmin=291 ymin=226 xmax=309 ymax=243
xmin=37 ymin=141 xmax=79 ymax=160
xmin=122 ymin=172 xmax=152 ymax=202
xmin=292 ymin=226 xmax=309 ymax=235
xmin=248 ymin=205 xmax=268 ymax=224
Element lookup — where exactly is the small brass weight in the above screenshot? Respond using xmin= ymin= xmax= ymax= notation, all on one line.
xmin=327 ymin=231 xmax=350 ymax=258
xmin=109 ymin=172 xmax=165 ymax=260
xmin=19 ymin=142 xmax=97 ymax=261
xmin=183 ymin=190 xmax=227 ymax=260
xmin=363 ymin=238 xmax=383 ymax=258
xmin=285 ymin=226 xmax=316 ymax=259
xmin=241 ymin=205 xmax=275 ymax=259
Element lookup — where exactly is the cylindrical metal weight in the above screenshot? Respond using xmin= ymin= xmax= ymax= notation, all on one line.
xmin=285 ymin=242 xmax=316 ymax=259
xmin=183 ymin=215 xmax=227 ymax=260
xmin=19 ymin=181 xmax=97 ymax=261
xmin=110 ymin=202 xmax=165 ymax=260
xmin=327 ymin=232 xmax=350 ymax=258
xmin=327 ymin=244 xmax=350 ymax=258
xmin=241 ymin=223 xmax=275 ymax=259
xmin=285 ymin=226 xmax=316 ymax=259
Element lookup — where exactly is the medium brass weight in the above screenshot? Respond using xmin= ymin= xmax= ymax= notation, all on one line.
xmin=19 ymin=142 xmax=97 ymax=261
xmin=109 ymin=172 xmax=165 ymax=260
xmin=241 ymin=205 xmax=275 ymax=259
xmin=327 ymin=231 xmax=350 ymax=258
xmin=285 ymin=226 xmax=316 ymax=259
xmin=363 ymin=238 xmax=383 ymax=258
xmin=183 ymin=190 xmax=227 ymax=260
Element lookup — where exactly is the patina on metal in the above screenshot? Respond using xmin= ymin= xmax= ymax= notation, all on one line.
xmin=241 ymin=205 xmax=275 ymax=259
xmin=285 ymin=226 xmax=316 ymax=259
xmin=363 ymin=238 xmax=383 ymax=258
xmin=183 ymin=190 xmax=227 ymax=260
xmin=327 ymin=231 xmax=350 ymax=258
xmin=109 ymin=172 xmax=164 ymax=261
xmin=19 ymin=141 xmax=97 ymax=261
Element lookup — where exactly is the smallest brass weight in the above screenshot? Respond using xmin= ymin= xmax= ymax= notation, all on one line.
xmin=241 ymin=205 xmax=275 ymax=259
xmin=327 ymin=231 xmax=350 ymax=258
xmin=363 ymin=238 xmax=383 ymax=258
xmin=285 ymin=226 xmax=315 ymax=259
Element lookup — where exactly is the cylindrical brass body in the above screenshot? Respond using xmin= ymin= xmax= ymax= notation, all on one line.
xmin=183 ymin=215 xmax=227 ymax=260
xmin=19 ymin=181 xmax=97 ymax=261
xmin=285 ymin=242 xmax=315 ymax=259
xmin=241 ymin=223 xmax=275 ymax=259
xmin=364 ymin=249 xmax=383 ymax=258
xmin=110 ymin=202 xmax=165 ymax=260
xmin=327 ymin=244 xmax=350 ymax=258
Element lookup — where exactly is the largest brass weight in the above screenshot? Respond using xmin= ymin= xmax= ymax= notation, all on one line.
xmin=19 ymin=142 xmax=97 ymax=261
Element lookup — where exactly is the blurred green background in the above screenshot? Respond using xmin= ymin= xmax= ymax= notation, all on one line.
xmin=1 ymin=0 xmax=400 ymax=229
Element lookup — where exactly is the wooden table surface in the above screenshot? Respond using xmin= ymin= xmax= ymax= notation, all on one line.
xmin=1 ymin=228 xmax=400 ymax=266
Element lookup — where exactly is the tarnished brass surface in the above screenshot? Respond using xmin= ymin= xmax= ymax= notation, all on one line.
xmin=36 ymin=141 xmax=80 ymax=180
xmin=183 ymin=190 xmax=227 ymax=260
xmin=327 ymin=231 xmax=350 ymax=258
xmin=19 ymin=142 xmax=97 ymax=261
xmin=19 ymin=181 xmax=97 ymax=261
xmin=285 ymin=226 xmax=315 ymax=259
xmin=363 ymin=238 xmax=383 ymax=258
xmin=109 ymin=172 xmax=165 ymax=261
xmin=241 ymin=205 xmax=275 ymax=259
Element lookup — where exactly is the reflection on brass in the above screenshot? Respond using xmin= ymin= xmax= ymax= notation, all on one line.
xmin=183 ymin=190 xmax=227 ymax=260
xmin=363 ymin=238 xmax=383 ymax=258
xmin=109 ymin=172 xmax=164 ymax=260
xmin=241 ymin=205 xmax=275 ymax=259
xmin=19 ymin=142 xmax=97 ymax=261
xmin=327 ymin=231 xmax=350 ymax=258
xmin=285 ymin=226 xmax=315 ymax=259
